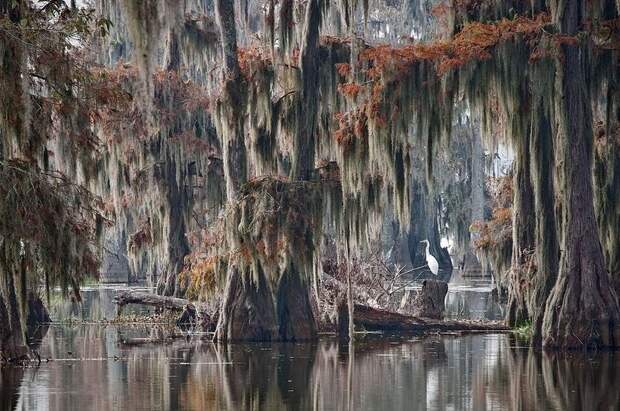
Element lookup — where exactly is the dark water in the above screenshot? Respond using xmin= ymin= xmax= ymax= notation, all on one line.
xmin=2 ymin=285 xmax=618 ymax=411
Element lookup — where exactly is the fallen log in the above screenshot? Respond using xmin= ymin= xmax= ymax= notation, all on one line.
xmin=113 ymin=290 xmax=198 ymax=313
xmin=113 ymin=290 xmax=220 ymax=331
xmin=338 ymin=300 xmax=509 ymax=334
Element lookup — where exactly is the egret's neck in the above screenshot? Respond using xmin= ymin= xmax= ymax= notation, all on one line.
xmin=425 ymin=242 xmax=430 ymax=257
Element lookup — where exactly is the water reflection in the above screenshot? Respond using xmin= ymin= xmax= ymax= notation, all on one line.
xmin=3 ymin=326 xmax=618 ymax=411
xmin=444 ymin=285 xmax=504 ymax=320
xmin=1 ymin=367 xmax=23 ymax=411
xmin=47 ymin=285 xmax=154 ymax=321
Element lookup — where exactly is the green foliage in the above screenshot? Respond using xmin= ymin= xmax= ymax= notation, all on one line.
xmin=513 ymin=319 xmax=533 ymax=338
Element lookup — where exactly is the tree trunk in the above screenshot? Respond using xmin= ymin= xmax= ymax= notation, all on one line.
xmin=507 ymin=131 xmax=536 ymax=327
xmin=216 ymin=263 xmax=317 ymax=341
xmin=214 ymin=0 xmax=246 ymax=201
xmin=214 ymin=0 xmax=321 ymax=342
xmin=593 ymin=85 xmax=620 ymax=296
xmin=346 ymin=261 xmax=354 ymax=340
xmin=528 ymin=101 xmax=559 ymax=346
xmin=412 ymin=279 xmax=449 ymax=319
xmin=542 ymin=1 xmax=620 ymax=348
xmin=408 ymin=180 xmax=428 ymax=270
xmin=337 ymin=301 xmax=509 ymax=333
xmin=157 ymin=154 xmax=190 ymax=297
xmin=291 ymin=0 xmax=320 ymax=181
xmin=0 ymin=242 xmax=27 ymax=360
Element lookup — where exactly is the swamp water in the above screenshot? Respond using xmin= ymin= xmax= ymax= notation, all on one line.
xmin=1 ymin=284 xmax=618 ymax=411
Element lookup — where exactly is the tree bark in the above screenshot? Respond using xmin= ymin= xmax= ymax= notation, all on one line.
xmin=214 ymin=0 xmax=321 ymax=342
xmin=528 ymin=101 xmax=559 ymax=346
xmin=157 ymin=153 xmax=191 ymax=297
xmin=214 ymin=0 xmax=246 ymax=200
xmin=291 ymin=0 xmax=320 ymax=181
xmin=542 ymin=1 xmax=620 ymax=349
xmin=593 ymin=84 xmax=620 ymax=296
xmin=216 ymin=264 xmax=317 ymax=341
xmin=0 ymin=242 xmax=27 ymax=360
xmin=412 ymin=279 xmax=449 ymax=319
xmin=507 ymin=129 xmax=536 ymax=327
xmin=338 ymin=301 xmax=509 ymax=333
xmin=346 ymin=261 xmax=354 ymax=340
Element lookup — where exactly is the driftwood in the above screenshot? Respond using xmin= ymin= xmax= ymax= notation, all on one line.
xmin=119 ymin=333 xmax=188 ymax=346
xmin=114 ymin=290 xmax=507 ymax=336
xmin=113 ymin=290 xmax=219 ymax=331
xmin=113 ymin=290 xmax=196 ymax=312
xmin=338 ymin=300 xmax=509 ymax=334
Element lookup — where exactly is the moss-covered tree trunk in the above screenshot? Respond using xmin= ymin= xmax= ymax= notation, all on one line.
xmin=541 ymin=0 xmax=620 ymax=348
xmin=215 ymin=0 xmax=319 ymax=341
xmin=507 ymin=131 xmax=536 ymax=327
xmin=0 ymin=241 xmax=27 ymax=359
xmin=593 ymin=84 xmax=620 ymax=296
xmin=528 ymin=101 xmax=559 ymax=346
xmin=0 ymin=0 xmax=28 ymax=360
xmin=215 ymin=180 xmax=319 ymax=342
xmin=156 ymin=158 xmax=190 ymax=297
xmin=291 ymin=0 xmax=320 ymax=181
xmin=214 ymin=0 xmax=246 ymax=201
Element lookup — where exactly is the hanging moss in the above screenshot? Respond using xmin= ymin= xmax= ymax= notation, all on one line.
xmin=0 ymin=0 xmax=110 ymax=358
xmin=214 ymin=177 xmax=324 ymax=340
xmin=85 ymin=0 xmax=620 ymax=348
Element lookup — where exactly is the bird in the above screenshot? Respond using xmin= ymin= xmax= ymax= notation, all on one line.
xmin=421 ymin=240 xmax=439 ymax=275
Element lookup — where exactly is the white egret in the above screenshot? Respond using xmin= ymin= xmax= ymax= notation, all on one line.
xmin=421 ymin=240 xmax=439 ymax=275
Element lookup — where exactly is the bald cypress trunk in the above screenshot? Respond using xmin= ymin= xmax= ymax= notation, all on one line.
xmin=291 ymin=0 xmax=320 ymax=181
xmin=593 ymin=84 xmax=620 ymax=296
xmin=507 ymin=129 xmax=536 ymax=327
xmin=0 ymin=0 xmax=28 ymax=360
xmin=541 ymin=0 xmax=620 ymax=348
xmin=528 ymin=102 xmax=559 ymax=346
xmin=0 ymin=242 xmax=27 ymax=359
xmin=214 ymin=0 xmax=246 ymax=201
xmin=215 ymin=0 xmax=320 ymax=341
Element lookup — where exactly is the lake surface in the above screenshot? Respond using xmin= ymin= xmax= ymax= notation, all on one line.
xmin=2 ymin=284 xmax=618 ymax=411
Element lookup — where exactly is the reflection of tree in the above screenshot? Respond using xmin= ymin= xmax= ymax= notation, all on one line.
xmin=504 ymin=345 xmax=620 ymax=411
xmin=10 ymin=332 xmax=620 ymax=410
xmin=215 ymin=342 xmax=317 ymax=411
xmin=0 ymin=368 xmax=23 ymax=411
xmin=504 ymin=347 xmax=551 ymax=411
xmin=541 ymin=351 xmax=620 ymax=410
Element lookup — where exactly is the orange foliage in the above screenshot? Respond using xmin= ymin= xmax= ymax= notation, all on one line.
xmin=338 ymin=82 xmax=363 ymax=99
xmin=471 ymin=176 xmax=513 ymax=250
xmin=333 ymin=13 xmax=582 ymax=155
xmin=320 ymin=35 xmax=351 ymax=46
xmin=333 ymin=109 xmax=368 ymax=151
xmin=95 ymin=65 xmax=211 ymax=146
xmin=360 ymin=13 xmax=552 ymax=77
xmin=336 ymin=63 xmax=351 ymax=77
xmin=237 ymin=47 xmax=272 ymax=78
xmin=179 ymin=254 xmax=223 ymax=299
